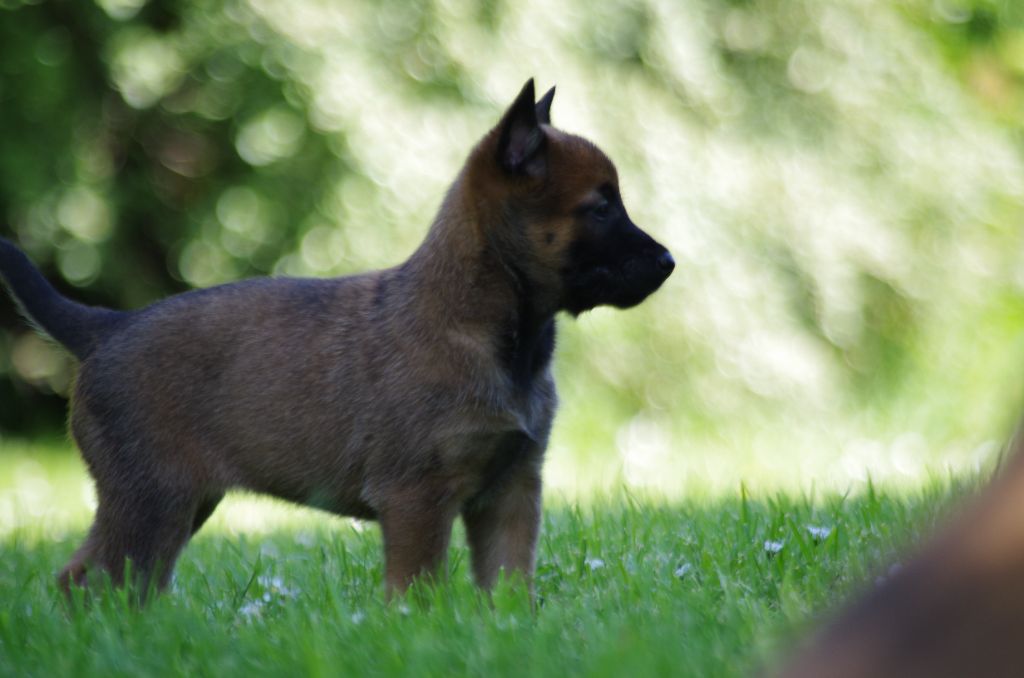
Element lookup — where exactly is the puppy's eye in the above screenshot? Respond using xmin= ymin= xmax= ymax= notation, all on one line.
xmin=591 ymin=201 xmax=611 ymax=221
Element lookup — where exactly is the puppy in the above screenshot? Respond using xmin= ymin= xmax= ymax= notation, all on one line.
xmin=777 ymin=427 xmax=1024 ymax=678
xmin=0 ymin=79 xmax=674 ymax=598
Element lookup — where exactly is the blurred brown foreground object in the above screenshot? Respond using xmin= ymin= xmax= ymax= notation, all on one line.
xmin=778 ymin=428 xmax=1024 ymax=678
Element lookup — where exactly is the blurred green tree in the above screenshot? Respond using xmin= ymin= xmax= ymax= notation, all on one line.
xmin=0 ymin=0 xmax=1021 ymax=491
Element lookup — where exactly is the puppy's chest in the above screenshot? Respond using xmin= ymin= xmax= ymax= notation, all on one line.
xmin=440 ymin=389 xmax=555 ymax=490
xmin=469 ymin=428 xmax=538 ymax=487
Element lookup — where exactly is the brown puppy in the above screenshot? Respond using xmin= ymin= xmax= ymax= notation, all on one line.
xmin=777 ymin=427 xmax=1024 ymax=678
xmin=0 ymin=80 xmax=673 ymax=598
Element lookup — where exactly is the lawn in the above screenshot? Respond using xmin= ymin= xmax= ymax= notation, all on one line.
xmin=0 ymin=438 xmax=985 ymax=677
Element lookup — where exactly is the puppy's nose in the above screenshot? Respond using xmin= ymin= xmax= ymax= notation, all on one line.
xmin=657 ymin=251 xmax=675 ymax=274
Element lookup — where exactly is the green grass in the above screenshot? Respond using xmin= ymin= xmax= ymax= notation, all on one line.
xmin=0 ymin=440 xmax=984 ymax=677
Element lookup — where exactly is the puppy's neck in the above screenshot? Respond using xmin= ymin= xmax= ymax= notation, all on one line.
xmin=402 ymin=176 xmax=557 ymax=386
xmin=405 ymin=176 xmax=555 ymax=327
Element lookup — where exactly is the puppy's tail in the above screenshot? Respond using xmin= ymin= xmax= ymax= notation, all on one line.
xmin=0 ymin=237 xmax=127 ymax=360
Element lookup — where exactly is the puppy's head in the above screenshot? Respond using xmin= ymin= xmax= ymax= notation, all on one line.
xmin=470 ymin=79 xmax=674 ymax=315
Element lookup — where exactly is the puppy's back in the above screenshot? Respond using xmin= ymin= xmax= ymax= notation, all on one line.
xmin=71 ymin=272 xmax=405 ymax=493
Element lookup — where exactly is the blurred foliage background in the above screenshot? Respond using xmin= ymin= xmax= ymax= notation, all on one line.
xmin=1 ymin=0 xmax=1023 ymax=493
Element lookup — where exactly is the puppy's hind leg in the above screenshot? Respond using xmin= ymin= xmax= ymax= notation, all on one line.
xmin=58 ymin=521 xmax=103 ymax=597
xmin=64 ymin=399 xmax=213 ymax=601
xmin=70 ymin=485 xmax=201 ymax=602
xmin=59 ymin=480 xmax=204 ymax=602
xmin=191 ymin=493 xmax=224 ymax=536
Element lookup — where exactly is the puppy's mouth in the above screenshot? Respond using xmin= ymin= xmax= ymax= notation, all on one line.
xmin=563 ymin=250 xmax=675 ymax=315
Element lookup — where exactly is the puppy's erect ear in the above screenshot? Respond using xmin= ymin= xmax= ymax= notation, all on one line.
xmin=536 ymin=86 xmax=555 ymax=125
xmin=496 ymin=79 xmax=546 ymax=176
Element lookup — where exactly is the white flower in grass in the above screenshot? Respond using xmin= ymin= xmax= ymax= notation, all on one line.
xmin=585 ymin=557 xmax=605 ymax=571
xmin=674 ymin=563 xmax=693 ymax=578
xmin=806 ymin=525 xmax=832 ymax=542
xmin=258 ymin=575 xmax=300 ymax=599
xmin=764 ymin=540 xmax=785 ymax=554
xmin=350 ymin=610 xmax=366 ymax=625
xmin=239 ymin=600 xmax=264 ymax=620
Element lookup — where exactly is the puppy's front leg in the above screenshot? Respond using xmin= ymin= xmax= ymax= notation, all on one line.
xmin=463 ymin=466 xmax=542 ymax=591
xmin=378 ymin=490 xmax=459 ymax=596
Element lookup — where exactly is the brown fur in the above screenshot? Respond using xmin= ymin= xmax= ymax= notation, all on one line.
xmin=0 ymin=80 xmax=673 ymax=599
xmin=777 ymin=428 xmax=1024 ymax=678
